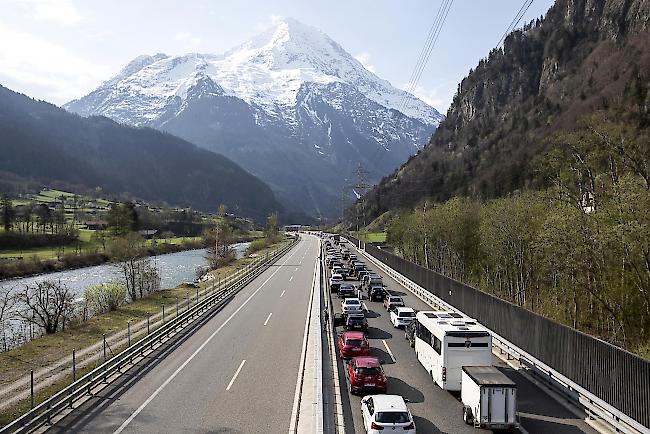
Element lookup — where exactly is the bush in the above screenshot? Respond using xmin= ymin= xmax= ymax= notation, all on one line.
xmin=246 ymin=238 xmax=270 ymax=255
xmin=84 ymin=283 xmax=126 ymax=315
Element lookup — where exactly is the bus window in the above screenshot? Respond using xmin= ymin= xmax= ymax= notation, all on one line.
xmin=417 ymin=321 xmax=432 ymax=346
xmin=433 ymin=336 xmax=442 ymax=354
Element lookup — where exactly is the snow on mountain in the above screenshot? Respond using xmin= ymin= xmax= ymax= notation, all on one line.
xmin=67 ymin=18 xmax=441 ymax=127
xmin=64 ymin=18 xmax=443 ymax=218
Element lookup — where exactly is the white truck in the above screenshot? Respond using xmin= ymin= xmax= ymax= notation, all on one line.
xmin=461 ymin=366 xmax=517 ymax=430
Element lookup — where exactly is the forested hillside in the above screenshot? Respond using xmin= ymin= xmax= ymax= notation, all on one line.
xmin=360 ymin=0 xmax=650 ymax=221
xmin=386 ymin=116 xmax=650 ymax=357
xmin=348 ymin=0 xmax=650 ymax=357
xmin=0 ymin=85 xmax=283 ymax=221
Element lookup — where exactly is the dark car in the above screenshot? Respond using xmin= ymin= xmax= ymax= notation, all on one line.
xmin=368 ymin=286 xmax=385 ymax=302
xmin=357 ymin=270 xmax=370 ymax=283
xmin=338 ymin=283 xmax=356 ymax=298
xmin=404 ymin=320 xmax=416 ymax=347
xmin=345 ymin=314 xmax=368 ymax=332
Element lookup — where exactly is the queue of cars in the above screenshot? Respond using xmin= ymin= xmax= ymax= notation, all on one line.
xmin=323 ymin=234 xmax=519 ymax=432
xmin=323 ymin=235 xmax=418 ymax=433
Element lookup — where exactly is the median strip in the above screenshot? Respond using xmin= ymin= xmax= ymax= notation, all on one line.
xmin=289 ymin=237 xmax=323 ymax=434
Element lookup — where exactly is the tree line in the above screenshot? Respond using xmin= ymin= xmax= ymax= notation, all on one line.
xmin=386 ymin=116 xmax=650 ymax=358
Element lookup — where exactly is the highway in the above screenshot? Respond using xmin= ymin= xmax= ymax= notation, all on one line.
xmin=35 ymin=232 xmax=601 ymax=434
xmin=48 ymin=235 xmax=320 ymax=434
xmin=327 ymin=239 xmax=599 ymax=434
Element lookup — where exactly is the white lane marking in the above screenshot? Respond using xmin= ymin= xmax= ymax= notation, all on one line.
xmin=226 ymin=359 xmax=246 ymax=391
xmin=112 ymin=240 xmax=303 ymax=434
xmin=295 ymin=267 xmax=299 ymax=271
xmin=362 ymin=302 xmax=368 ymax=311
xmin=280 ymin=289 xmax=286 ymax=298
xmin=264 ymin=312 xmax=273 ymax=326
xmin=382 ymin=339 xmax=396 ymax=363
xmin=289 ymin=275 xmax=294 ymax=282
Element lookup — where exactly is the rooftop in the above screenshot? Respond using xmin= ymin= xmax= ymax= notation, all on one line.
xmin=353 ymin=356 xmax=381 ymax=368
xmin=368 ymin=394 xmax=408 ymax=411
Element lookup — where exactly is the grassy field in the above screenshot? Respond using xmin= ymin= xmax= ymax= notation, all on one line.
xmin=0 ymin=235 xmax=203 ymax=261
xmin=0 ymin=247 xmax=61 ymax=260
xmin=145 ymin=236 xmax=202 ymax=246
xmin=0 ymin=238 xmax=289 ymax=425
xmin=355 ymin=232 xmax=387 ymax=243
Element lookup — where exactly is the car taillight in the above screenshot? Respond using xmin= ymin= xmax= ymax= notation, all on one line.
xmin=442 ymin=367 xmax=447 ymax=382
xmin=370 ymin=422 xmax=384 ymax=430
xmin=404 ymin=422 xmax=415 ymax=429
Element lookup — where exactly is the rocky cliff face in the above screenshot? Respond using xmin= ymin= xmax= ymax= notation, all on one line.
xmin=358 ymin=0 xmax=650 ymax=222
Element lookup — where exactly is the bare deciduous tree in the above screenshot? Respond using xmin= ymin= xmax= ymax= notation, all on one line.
xmin=17 ymin=280 xmax=74 ymax=334
xmin=0 ymin=286 xmax=16 ymax=350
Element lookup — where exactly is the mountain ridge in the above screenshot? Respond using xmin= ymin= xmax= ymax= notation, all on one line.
xmin=356 ymin=0 xmax=650 ymax=223
xmin=64 ymin=17 xmax=444 ymax=218
xmin=0 ymin=84 xmax=284 ymax=221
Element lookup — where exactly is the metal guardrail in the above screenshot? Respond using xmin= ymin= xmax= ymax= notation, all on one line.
xmin=0 ymin=237 xmax=299 ymax=434
xmin=343 ymin=237 xmax=649 ymax=434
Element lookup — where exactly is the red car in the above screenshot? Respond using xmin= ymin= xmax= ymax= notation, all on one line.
xmin=338 ymin=331 xmax=370 ymax=358
xmin=347 ymin=356 xmax=387 ymax=394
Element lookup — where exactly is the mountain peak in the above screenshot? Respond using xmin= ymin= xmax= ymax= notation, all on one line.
xmin=66 ymin=19 xmax=443 ymax=126
xmin=226 ymin=16 xmax=346 ymax=73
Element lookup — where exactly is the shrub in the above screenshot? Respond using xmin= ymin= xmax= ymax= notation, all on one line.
xmin=246 ymin=238 xmax=270 ymax=255
xmin=84 ymin=283 xmax=126 ymax=315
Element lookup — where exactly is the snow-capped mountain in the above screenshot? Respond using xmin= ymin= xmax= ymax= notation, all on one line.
xmin=65 ymin=18 xmax=443 ymax=218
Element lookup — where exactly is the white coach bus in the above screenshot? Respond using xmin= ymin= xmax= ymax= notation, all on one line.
xmin=414 ymin=311 xmax=492 ymax=391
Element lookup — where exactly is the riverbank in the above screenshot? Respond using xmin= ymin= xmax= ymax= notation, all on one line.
xmin=0 ymin=238 xmax=289 ymax=425
xmin=0 ymin=238 xmax=204 ymax=281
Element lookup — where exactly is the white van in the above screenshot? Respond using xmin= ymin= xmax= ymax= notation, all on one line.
xmin=414 ymin=311 xmax=492 ymax=391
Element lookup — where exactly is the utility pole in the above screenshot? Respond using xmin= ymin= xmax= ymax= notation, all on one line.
xmin=348 ymin=164 xmax=371 ymax=231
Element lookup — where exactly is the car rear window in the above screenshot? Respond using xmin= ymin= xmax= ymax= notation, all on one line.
xmin=356 ymin=367 xmax=382 ymax=375
xmin=399 ymin=311 xmax=415 ymax=317
xmin=345 ymin=339 xmax=364 ymax=346
xmin=376 ymin=411 xmax=410 ymax=423
xmin=346 ymin=300 xmax=360 ymax=305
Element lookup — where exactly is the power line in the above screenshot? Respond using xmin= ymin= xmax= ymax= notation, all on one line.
xmin=357 ymin=0 xmax=454 ymax=187
xmin=496 ymin=0 xmax=534 ymax=48
xmin=399 ymin=0 xmax=454 ymax=112
xmin=398 ymin=0 xmax=451 ymax=110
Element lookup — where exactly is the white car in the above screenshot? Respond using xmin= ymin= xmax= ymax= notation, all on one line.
xmin=384 ymin=296 xmax=405 ymax=311
xmin=341 ymin=297 xmax=363 ymax=314
xmin=329 ymin=273 xmax=343 ymax=289
xmin=390 ymin=307 xmax=416 ymax=328
xmin=361 ymin=395 xmax=416 ymax=433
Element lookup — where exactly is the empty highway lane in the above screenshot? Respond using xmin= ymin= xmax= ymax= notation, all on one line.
xmin=49 ymin=235 xmax=320 ymax=434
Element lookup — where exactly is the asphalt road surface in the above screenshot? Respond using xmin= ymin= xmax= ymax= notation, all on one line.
xmin=327 ymin=239 xmax=599 ymax=434
xmin=48 ymin=234 xmax=320 ymax=434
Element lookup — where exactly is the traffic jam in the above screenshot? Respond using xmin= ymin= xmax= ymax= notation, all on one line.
xmin=322 ymin=234 xmax=519 ymax=433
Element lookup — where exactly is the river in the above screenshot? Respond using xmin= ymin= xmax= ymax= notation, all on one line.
xmin=0 ymin=242 xmax=250 ymax=296
xmin=0 ymin=243 xmax=250 ymax=350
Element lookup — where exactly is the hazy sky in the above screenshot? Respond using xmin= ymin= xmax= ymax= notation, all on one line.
xmin=0 ymin=0 xmax=554 ymax=112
